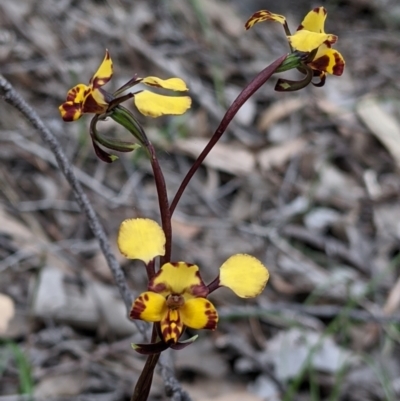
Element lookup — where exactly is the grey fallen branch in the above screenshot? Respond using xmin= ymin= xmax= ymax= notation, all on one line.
xmin=158 ymin=351 xmax=192 ymax=401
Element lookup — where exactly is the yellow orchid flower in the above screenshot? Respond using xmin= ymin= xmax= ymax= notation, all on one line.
xmin=245 ymin=7 xmax=345 ymax=85
xmin=59 ymin=50 xmax=113 ymax=121
xmin=59 ymin=50 xmax=191 ymax=122
xmin=118 ymin=218 xmax=269 ymax=349
xmin=132 ymin=262 xmax=217 ymax=344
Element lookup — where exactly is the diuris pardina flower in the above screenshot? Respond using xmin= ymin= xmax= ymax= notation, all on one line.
xmin=117 ymin=218 xmax=269 ymax=354
xmin=245 ymin=7 xmax=345 ymax=89
xmin=59 ymin=50 xmax=191 ymax=163
xmin=59 ymin=50 xmax=191 ymax=121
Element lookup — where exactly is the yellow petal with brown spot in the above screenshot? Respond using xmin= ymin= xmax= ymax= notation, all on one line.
xmin=130 ymin=291 xmax=166 ymax=321
xmin=134 ymin=91 xmax=191 ymax=117
xmin=311 ymin=44 xmax=345 ymax=76
xmin=59 ymin=83 xmax=88 ymax=121
xmin=90 ymin=49 xmax=113 ymax=88
xmin=297 ymin=7 xmax=327 ymax=33
xmin=219 ymin=254 xmax=269 ymax=298
xmin=142 ymin=76 xmax=189 ymax=91
xmin=149 ymin=262 xmax=208 ymax=299
xmin=180 ymin=298 xmax=218 ymax=330
xmin=66 ymin=83 xmax=88 ymax=103
xmin=117 ymin=218 xmax=165 ymax=264
xmin=59 ymin=101 xmax=83 ymax=122
xmin=81 ymin=88 xmax=109 ymax=114
xmin=245 ymin=10 xmax=286 ymax=30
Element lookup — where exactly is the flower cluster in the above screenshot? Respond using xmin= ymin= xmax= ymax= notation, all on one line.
xmin=117 ymin=218 xmax=269 ymax=353
xmin=59 ymin=50 xmax=191 ymax=121
xmin=59 ymin=50 xmax=191 ymax=162
xmin=245 ymin=7 xmax=345 ymax=89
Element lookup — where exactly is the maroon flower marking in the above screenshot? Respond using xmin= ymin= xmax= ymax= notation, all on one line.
xmin=148 ymin=281 xmax=167 ymax=293
xmin=130 ymin=294 xmax=147 ymax=319
xmin=332 ymin=52 xmax=345 ymax=76
xmin=204 ymin=302 xmax=218 ymax=330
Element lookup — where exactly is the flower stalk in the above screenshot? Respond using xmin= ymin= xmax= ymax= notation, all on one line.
xmin=169 ymin=54 xmax=287 ymax=215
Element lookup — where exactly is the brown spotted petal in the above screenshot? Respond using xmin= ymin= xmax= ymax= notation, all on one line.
xmin=59 ymin=84 xmax=87 ymax=121
xmin=59 ymin=101 xmax=84 ymax=122
xmin=180 ymin=298 xmax=218 ymax=331
xmin=148 ymin=262 xmax=209 ymax=299
xmin=82 ymin=88 xmax=110 ymax=114
xmin=89 ymin=49 xmax=113 ymax=89
xmin=59 ymin=51 xmax=113 ymax=122
xmin=245 ymin=10 xmax=286 ymax=30
xmin=297 ymin=7 xmax=327 ymax=33
xmin=130 ymin=291 xmax=167 ymax=322
xmin=66 ymin=84 xmax=87 ymax=103
xmin=310 ymin=44 xmax=345 ymax=76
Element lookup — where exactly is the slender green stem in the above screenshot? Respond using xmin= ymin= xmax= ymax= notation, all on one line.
xmin=169 ymin=54 xmax=287 ymax=215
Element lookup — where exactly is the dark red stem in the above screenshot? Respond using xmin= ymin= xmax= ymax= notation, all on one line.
xmin=147 ymin=142 xmax=172 ymax=265
xmin=207 ymin=276 xmax=220 ymax=294
xmin=169 ymin=55 xmax=287 ymax=215
xmin=131 ymin=325 xmax=160 ymax=401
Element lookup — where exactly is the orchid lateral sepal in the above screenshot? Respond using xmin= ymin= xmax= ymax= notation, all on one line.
xmin=312 ymin=71 xmax=326 ymax=87
xmin=131 ymin=345 xmax=160 ymax=401
xmin=109 ymin=105 xmax=148 ymax=146
xmin=132 ymin=340 xmax=169 ymax=355
xmin=171 ymin=334 xmax=199 ymax=349
xmin=89 ymin=116 xmax=116 ymax=163
xmin=91 ymin=141 xmax=118 ymax=163
xmin=94 ymin=133 xmax=140 ymax=153
xmin=90 ymin=114 xmax=141 ymax=152
xmin=88 ymin=112 xmax=142 ymax=163
xmin=275 ymin=64 xmax=314 ymax=92
xmin=131 ymin=335 xmax=198 ymax=355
